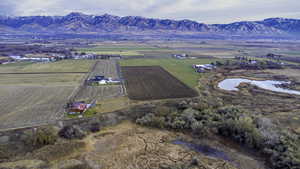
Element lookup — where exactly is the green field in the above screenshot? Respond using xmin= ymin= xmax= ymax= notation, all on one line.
xmin=120 ymin=58 xmax=220 ymax=88
xmin=79 ymin=47 xmax=166 ymax=51
xmin=0 ymin=60 xmax=94 ymax=73
xmin=77 ymin=46 xmax=171 ymax=56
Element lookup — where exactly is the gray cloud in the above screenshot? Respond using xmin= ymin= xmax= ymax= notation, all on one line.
xmin=0 ymin=0 xmax=18 ymax=16
xmin=0 ymin=0 xmax=299 ymax=23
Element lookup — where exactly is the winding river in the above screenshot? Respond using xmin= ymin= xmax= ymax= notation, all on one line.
xmin=218 ymin=78 xmax=300 ymax=95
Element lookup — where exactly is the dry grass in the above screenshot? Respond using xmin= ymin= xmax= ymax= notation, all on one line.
xmin=265 ymin=69 xmax=300 ymax=81
xmin=31 ymin=141 xmax=86 ymax=162
xmin=0 ymin=60 xmax=94 ymax=73
xmin=87 ymin=97 xmax=130 ymax=115
xmin=89 ymin=60 xmax=119 ymax=78
xmin=56 ymin=122 xmax=263 ymax=169
xmin=74 ymin=85 xmax=124 ymax=103
xmin=0 ymin=160 xmax=47 ymax=169
xmin=0 ymin=86 xmax=74 ymax=129
xmin=0 ymin=74 xmax=84 ymax=86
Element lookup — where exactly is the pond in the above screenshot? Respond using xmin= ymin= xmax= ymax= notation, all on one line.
xmin=218 ymin=78 xmax=300 ymax=95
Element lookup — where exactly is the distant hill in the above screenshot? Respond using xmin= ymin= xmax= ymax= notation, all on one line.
xmin=1 ymin=12 xmax=300 ymax=39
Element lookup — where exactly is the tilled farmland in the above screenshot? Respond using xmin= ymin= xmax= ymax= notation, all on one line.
xmin=74 ymin=85 xmax=124 ymax=102
xmin=89 ymin=60 xmax=120 ymax=79
xmin=71 ymin=60 xmax=124 ymax=103
xmin=122 ymin=66 xmax=198 ymax=100
xmin=0 ymin=60 xmax=124 ymax=130
xmin=0 ymin=85 xmax=74 ymax=129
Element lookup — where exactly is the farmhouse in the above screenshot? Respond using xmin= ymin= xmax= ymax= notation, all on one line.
xmin=68 ymin=102 xmax=88 ymax=114
xmin=9 ymin=55 xmax=55 ymax=62
xmin=173 ymin=53 xmax=188 ymax=59
xmin=235 ymin=56 xmax=258 ymax=65
xmin=0 ymin=59 xmax=13 ymax=65
xmin=193 ymin=64 xmax=215 ymax=73
xmin=87 ymin=75 xmax=121 ymax=85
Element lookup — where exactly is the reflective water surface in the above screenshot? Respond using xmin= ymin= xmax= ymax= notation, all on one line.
xmin=218 ymin=78 xmax=300 ymax=95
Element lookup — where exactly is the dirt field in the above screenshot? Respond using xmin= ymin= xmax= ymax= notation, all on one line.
xmin=0 ymin=59 xmax=126 ymax=129
xmin=0 ymin=61 xmax=92 ymax=130
xmin=120 ymin=58 xmax=220 ymax=88
xmin=122 ymin=66 xmax=198 ymax=100
xmin=74 ymin=85 xmax=124 ymax=102
xmin=0 ymin=86 xmax=74 ymax=129
xmin=88 ymin=60 xmax=120 ymax=79
xmin=0 ymin=73 xmax=84 ymax=86
xmin=73 ymin=60 xmax=124 ymax=103
xmin=0 ymin=73 xmax=83 ymax=130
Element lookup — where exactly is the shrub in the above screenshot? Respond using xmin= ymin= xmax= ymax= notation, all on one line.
xmin=59 ymin=125 xmax=86 ymax=140
xmin=181 ymin=108 xmax=197 ymax=128
xmin=217 ymin=116 xmax=264 ymax=148
xmin=267 ymin=131 xmax=300 ymax=169
xmin=170 ymin=117 xmax=186 ymax=130
xmin=217 ymin=106 xmax=244 ymax=120
xmin=90 ymin=123 xmax=100 ymax=133
xmin=191 ymin=121 xmax=209 ymax=136
xmin=136 ymin=113 xmax=156 ymax=126
xmin=192 ymin=102 xmax=209 ymax=111
xmin=255 ymin=118 xmax=280 ymax=146
xmin=32 ymin=127 xmax=58 ymax=147
xmin=155 ymin=106 xmax=173 ymax=116
xmin=136 ymin=104 xmax=300 ymax=169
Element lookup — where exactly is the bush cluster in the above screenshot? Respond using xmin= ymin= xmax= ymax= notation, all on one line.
xmin=31 ymin=127 xmax=58 ymax=147
xmin=59 ymin=125 xmax=86 ymax=139
xmin=136 ymin=106 xmax=216 ymax=136
xmin=136 ymin=105 xmax=300 ymax=169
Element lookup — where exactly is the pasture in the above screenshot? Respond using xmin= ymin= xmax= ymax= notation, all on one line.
xmin=150 ymin=40 xmax=300 ymax=61
xmin=76 ymin=42 xmax=178 ymax=58
xmin=0 ymin=60 xmax=94 ymax=73
xmin=121 ymin=66 xmax=198 ymax=100
xmin=78 ymin=46 xmax=160 ymax=56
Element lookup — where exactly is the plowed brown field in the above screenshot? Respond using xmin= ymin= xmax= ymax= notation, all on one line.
xmin=122 ymin=66 xmax=198 ymax=100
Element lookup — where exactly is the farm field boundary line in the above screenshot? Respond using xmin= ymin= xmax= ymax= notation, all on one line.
xmin=122 ymin=66 xmax=198 ymax=100
xmin=0 ymin=122 xmax=52 ymax=132
xmin=67 ymin=61 xmax=98 ymax=103
xmin=0 ymin=72 xmax=88 ymax=75
xmin=73 ymin=60 xmax=125 ymax=102
xmin=116 ymin=60 xmax=127 ymax=96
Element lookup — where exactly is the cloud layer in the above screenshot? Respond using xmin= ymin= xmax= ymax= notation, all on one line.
xmin=0 ymin=0 xmax=299 ymax=23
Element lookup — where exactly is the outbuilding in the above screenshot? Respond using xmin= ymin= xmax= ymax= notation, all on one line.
xmin=68 ymin=102 xmax=88 ymax=113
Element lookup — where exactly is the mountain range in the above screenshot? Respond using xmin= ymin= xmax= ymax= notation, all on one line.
xmin=1 ymin=12 xmax=300 ymax=38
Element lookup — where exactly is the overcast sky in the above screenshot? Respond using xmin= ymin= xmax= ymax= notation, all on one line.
xmin=1 ymin=0 xmax=300 ymax=24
